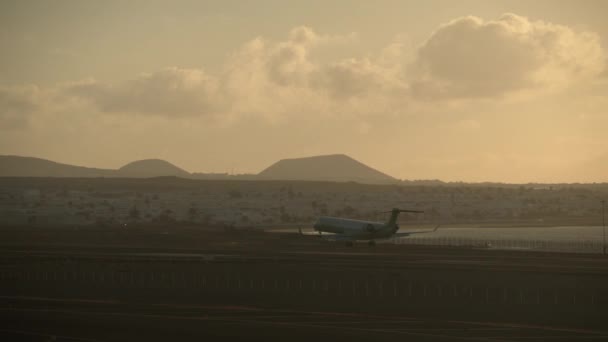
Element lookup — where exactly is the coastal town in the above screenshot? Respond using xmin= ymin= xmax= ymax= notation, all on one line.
xmin=1 ymin=178 xmax=606 ymax=228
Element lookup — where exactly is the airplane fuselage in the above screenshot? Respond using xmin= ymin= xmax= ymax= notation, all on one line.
xmin=313 ymin=216 xmax=397 ymax=240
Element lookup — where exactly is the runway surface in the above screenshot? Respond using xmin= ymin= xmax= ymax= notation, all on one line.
xmin=1 ymin=227 xmax=607 ymax=341
xmin=2 ymin=295 xmax=608 ymax=342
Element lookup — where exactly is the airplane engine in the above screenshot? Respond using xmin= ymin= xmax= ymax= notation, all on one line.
xmin=365 ymin=223 xmax=377 ymax=232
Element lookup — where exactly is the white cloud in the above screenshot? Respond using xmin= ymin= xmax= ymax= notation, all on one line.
xmin=411 ymin=13 xmax=605 ymax=99
xmin=334 ymin=59 xmax=406 ymax=98
xmin=288 ymin=26 xmax=319 ymax=46
xmin=266 ymin=41 xmax=314 ymax=86
xmin=67 ymin=67 xmax=223 ymax=117
xmin=1 ymin=15 xmax=605 ymax=128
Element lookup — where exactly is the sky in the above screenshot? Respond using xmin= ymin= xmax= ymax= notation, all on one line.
xmin=1 ymin=0 xmax=607 ymax=183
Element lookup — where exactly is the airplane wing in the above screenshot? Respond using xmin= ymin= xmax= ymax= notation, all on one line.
xmin=298 ymin=227 xmax=314 ymax=235
xmin=298 ymin=227 xmax=356 ymax=240
xmin=322 ymin=234 xmax=358 ymax=241
xmin=393 ymin=225 xmax=440 ymax=238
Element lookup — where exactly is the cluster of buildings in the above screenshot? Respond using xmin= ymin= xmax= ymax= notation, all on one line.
xmin=0 ymin=179 xmax=606 ymax=227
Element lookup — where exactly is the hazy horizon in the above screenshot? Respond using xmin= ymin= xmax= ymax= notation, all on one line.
xmin=2 ymin=0 xmax=607 ymax=183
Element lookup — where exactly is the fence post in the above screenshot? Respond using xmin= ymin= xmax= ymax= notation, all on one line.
xmin=554 ymin=290 xmax=558 ymax=305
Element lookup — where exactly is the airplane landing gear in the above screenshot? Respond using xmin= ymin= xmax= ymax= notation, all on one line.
xmin=368 ymin=240 xmax=376 ymax=247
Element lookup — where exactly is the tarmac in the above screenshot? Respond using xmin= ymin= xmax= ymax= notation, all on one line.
xmin=1 ymin=226 xmax=607 ymax=341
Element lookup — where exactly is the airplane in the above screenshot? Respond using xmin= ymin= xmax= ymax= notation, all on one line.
xmin=304 ymin=208 xmax=440 ymax=246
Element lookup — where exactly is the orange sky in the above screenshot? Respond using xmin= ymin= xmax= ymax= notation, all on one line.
xmin=1 ymin=0 xmax=607 ymax=182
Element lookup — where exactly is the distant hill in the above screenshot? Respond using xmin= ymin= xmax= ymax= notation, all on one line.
xmin=0 ymin=155 xmax=190 ymax=178
xmin=257 ymin=154 xmax=397 ymax=184
xmin=1 ymin=154 xmax=398 ymax=183
xmin=116 ymin=159 xmax=190 ymax=178
xmin=0 ymin=155 xmax=113 ymax=178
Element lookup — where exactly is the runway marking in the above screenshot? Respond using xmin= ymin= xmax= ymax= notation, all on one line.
xmin=0 ymin=328 xmax=102 ymax=341
xmin=218 ymin=318 xmax=520 ymax=342
xmin=153 ymin=303 xmax=422 ymax=321
xmin=0 ymin=295 xmax=119 ymax=305
xmin=478 ymin=337 xmax=608 ymax=340
xmin=447 ymin=319 xmax=608 ymax=336
xmin=4 ymin=296 xmax=605 ymax=336
xmin=0 ymin=307 xmax=516 ymax=342
xmin=9 ymin=304 xmax=608 ymax=342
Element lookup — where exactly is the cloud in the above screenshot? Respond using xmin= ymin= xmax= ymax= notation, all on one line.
xmin=220 ymin=34 xmax=318 ymax=122
xmin=266 ymin=40 xmax=314 ymax=86
xmin=220 ymin=26 xmax=384 ymax=122
xmin=67 ymin=67 xmax=223 ymax=117
xmin=246 ymin=26 xmax=356 ymax=87
xmin=411 ymin=13 xmax=605 ymax=99
xmin=2 ymin=16 xmax=605 ymax=128
xmin=222 ymin=25 xmax=407 ymax=122
xmin=288 ymin=26 xmax=319 ymax=46
xmin=0 ymin=85 xmax=44 ymax=129
xmin=313 ymin=57 xmax=407 ymax=99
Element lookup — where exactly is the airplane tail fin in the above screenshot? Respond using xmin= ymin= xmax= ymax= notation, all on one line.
xmin=384 ymin=208 xmax=424 ymax=226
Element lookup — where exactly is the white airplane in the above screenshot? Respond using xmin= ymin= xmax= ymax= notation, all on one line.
xmin=306 ymin=208 xmax=439 ymax=246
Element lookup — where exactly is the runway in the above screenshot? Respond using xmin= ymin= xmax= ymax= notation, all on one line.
xmin=2 ymin=241 xmax=607 ymax=275
xmin=2 ymin=296 xmax=608 ymax=342
xmin=1 ymin=227 xmax=607 ymax=341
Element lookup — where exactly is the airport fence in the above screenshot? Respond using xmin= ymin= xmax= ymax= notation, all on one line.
xmin=393 ymin=237 xmax=605 ymax=254
xmin=2 ymin=267 xmax=603 ymax=307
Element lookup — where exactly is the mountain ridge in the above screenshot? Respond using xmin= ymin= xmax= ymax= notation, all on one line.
xmin=0 ymin=155 xmax=113 ymax=178
xmin=0 ymin=156 xmax=189 ymax=179
xmin=258 ymin=154 xmax=396 ymax=184
xmin=0 ymin=154 xmax=398 ymax=184
xmin=117 ymin=159 xmax=190 ymax=178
